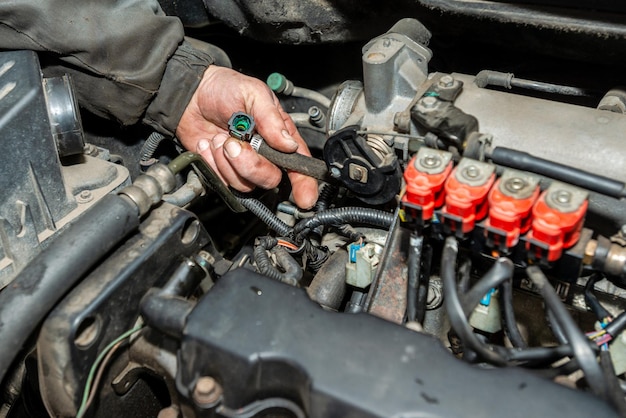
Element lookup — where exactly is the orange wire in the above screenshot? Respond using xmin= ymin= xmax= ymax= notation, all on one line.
xmin=277 ymin=239 xmax=299 ymax=251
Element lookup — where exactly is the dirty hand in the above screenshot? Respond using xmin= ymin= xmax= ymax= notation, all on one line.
xmin=176 ymin=66 xmax=319 ymax=209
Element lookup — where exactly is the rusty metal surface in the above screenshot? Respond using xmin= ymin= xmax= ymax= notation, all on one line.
xmin=365 ymin=211 xmax=408 ymax=323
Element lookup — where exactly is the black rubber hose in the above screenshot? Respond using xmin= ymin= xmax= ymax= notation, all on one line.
xmin=406 ymin=233 xmax=424 ymax=323
xmin=294 ymin=207 xmax=395 ymax=237
xmin=307 ymin=249 xmax=348 ymax=310
xmin=140 ymin=289 xmax=195 ymax=340
xmin=459 ymin=257 xmax=527 ymax=349
xmin=585 ymin=273 xmax=612 ymax=320
xmin=257 ymin=141 xmax=331 ymax=182
xmin=475 ymin=70 xmax=593 ymax=97
xmin=526 ymin=266 xmax=609 ymax=399
xmin=605 ymin=311 xmax=626 ymax=337
xmin=235 ymin=193 xmax=292 ymax=237
xmin=499 ymin=280 xmax=527 ymax=349
xmin=547 ymin=307 xmax=569 ymax=345
xmin=415 ymin=245 xmax=433 ymax=324
xmin=600 ymin=350 xmax=626 ymax=416
xmin=442 ymin=237 xmax=508 ymax=366
xmin=458 ymin=259 xmax=472 ymax=294
xmin=507 ymin=345 xmax=576 ymax=363
xmin=160 ymin=257 xmax=208 ymax=297
xmin=0 ymin=194 xmax=140 ymax=384
xmin=140 ymin=256 xmax=208 ymax=339
xmin=489 ymin=147 xmax=626 ymax=198
xmin=460 ymin=258 xmax=514 ymax=316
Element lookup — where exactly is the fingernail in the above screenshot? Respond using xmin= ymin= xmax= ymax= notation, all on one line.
xmin=197 ymin=139 xmax=210 ymax=152
xmin=282 ymin=130 xmax=298 ymax=150
xmin=224 ymin=140 xmax=242 ymax=158
xmin=211 ymin=133 xmax=228 ymax=149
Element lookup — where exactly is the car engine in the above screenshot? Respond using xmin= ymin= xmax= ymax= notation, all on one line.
xmin=2 ymin=4 xmax=626 ymax=418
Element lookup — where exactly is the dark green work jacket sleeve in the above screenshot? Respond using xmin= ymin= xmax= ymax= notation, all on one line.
xmin=0 ymin=0 xmax=213 ymax=136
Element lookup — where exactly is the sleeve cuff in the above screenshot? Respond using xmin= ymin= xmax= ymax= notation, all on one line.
xmin=143 ymin=40 xmax=214 ymax=137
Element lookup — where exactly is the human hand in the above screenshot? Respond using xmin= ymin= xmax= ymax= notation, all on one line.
xmin=176 ymin=66 xmax=319 ymax=209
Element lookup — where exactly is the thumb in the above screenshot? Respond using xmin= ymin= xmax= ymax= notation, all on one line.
xmin=252 ymin=99 xmax=299 ymax=153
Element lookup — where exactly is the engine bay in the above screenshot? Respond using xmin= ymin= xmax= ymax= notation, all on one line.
xmin=2 ymin=9 xmax=626 ymax=418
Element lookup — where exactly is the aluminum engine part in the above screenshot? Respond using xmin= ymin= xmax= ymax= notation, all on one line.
xmin=38 ymin=202 xmax=210 ymax=417
xmin=328 ymin=18 xmax=432 ymax=133
xmin=451 ymin=72 xmax=626 ymax=186
xmin=0 ymin=51 xmax=130 ymax=288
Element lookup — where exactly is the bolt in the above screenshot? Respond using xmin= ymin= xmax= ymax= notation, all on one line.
xmin=382 ymin=38 xmax=391 ymax=48
xmin=620 ymin=224 xmax=626 ymax=237
xmin=193 ymin=377 xmax=222 ymax=406
xmin=83 ymin=143 xmax=98 ymax=156
xmin=554 ymin=190 xmax=572 ymax=204
xmin=330 ymin=167 xmax=341 ymax=178
xmin=504 ymin=177 xmax=526 ymax=193
xmin=419 ymin=154 xmax=441 ymax=169
xmin=571 ymin=293 xmax=587 ymax=311
xmin=426 ymin=279 xmax=443 ymax=309
xmin=352 ymin=169 xmax=363 ymax=181
xmin=439 ymin=75 xmax=454 ymax=88
xmin=463 ymin=165 xmax=480 ymax=179
xmin=308 ymin=106 xmax=321 ymax=120
xmin=420 ymin=96 xmax=438 ymax=109
xmin=76 ymin=190 xmax=93 ymax=204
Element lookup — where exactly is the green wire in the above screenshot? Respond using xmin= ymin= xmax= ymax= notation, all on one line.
xmin=76 ymin=323 xmax=145 ymax=418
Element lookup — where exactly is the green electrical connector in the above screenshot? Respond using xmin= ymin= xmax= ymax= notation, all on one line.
xmin=228 ymin=112 xmax=256 ymax=141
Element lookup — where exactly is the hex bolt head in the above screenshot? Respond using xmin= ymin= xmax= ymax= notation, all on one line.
xmin=419 ymin=154 xmax=441 ymax=169
xmin=439 ymin=75 xmax=454 ymax=88
xmin=330 ymin=167 xmax=342 ymax=178
xmin=555 ymin=190 xmax=572 ymax=204
xmin=504 ymin=177 xmax=526 ymax=194
xmin=193 ymin=376 xmax=222 ymax=407
xmin=463 ymin=165 xmax=480 ymax=179
xmin=420 ymin=96 xmax=438 ymax=109
xmin=76 ymin=190 xmax=93 ymax=204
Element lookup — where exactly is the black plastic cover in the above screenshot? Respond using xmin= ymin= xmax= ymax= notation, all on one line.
xmin=179 ymin=269 xmax=618 ymax=417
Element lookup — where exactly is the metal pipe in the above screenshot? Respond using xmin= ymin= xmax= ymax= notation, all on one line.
xmin=168 ymin=152 xmax=245 ymax=212
xmin=0 ymin=194 xmax=140 ymax=384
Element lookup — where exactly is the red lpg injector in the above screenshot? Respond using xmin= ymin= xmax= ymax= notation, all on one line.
xmin=401 ymin=147 xmax=453 ymax=225
xmin=526 ymin=181 xmax=588 ymax=263
xmin=442 ymin=158 xmax=495 ymax=237
xmin=485 ymin=169 xmax=540 ymax=252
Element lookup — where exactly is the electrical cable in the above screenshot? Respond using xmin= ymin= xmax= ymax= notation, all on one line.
xmin=82 ymin=340 xmax=124 ymax=415
xmin=234 ymin=193 xmax=293 ymax=237
xmin=294 ymin=207 xmax=395 ymax=238
xmin=76 ymin=323 xmax=145 ymax=418
xmin=526 ymin=266 xmax=609 ymax=399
